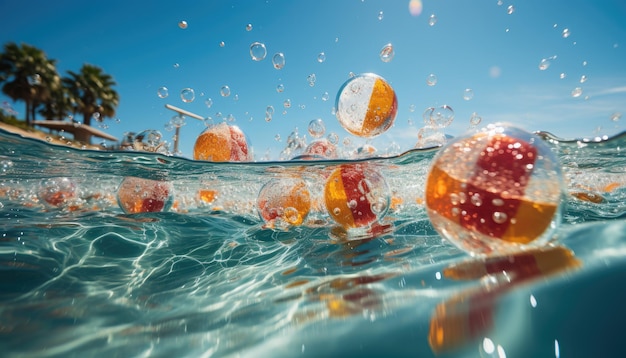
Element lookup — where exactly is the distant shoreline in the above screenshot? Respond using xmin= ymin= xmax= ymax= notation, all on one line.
xmin=0 ymin=121 xmax=103 ymax=150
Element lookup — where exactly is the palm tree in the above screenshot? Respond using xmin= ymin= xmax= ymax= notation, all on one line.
xmin=0 ymin=42 xmax=60 ymax=125
xmin=63 ymin=64 xmax=119 ymax=130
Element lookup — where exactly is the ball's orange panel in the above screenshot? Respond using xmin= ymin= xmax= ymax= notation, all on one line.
xmin=361 ymin=77 xmax=397 ymax=136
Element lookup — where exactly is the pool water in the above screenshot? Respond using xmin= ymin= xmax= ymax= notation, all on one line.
xmin=1 ymin=128 xmax=625 ymax=357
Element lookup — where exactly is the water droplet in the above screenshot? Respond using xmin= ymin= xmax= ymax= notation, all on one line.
xmin=426 ymin=73 xmax=438 ymax=86
xmin=245 ymin=23 xmax=253 ymax=31
xmin=178 ymin=20 xmax=188 ymax=29
xmin=266 ymin=105 xmax=275 ymax=116
xmin=539 ymin=58 xmax=551 ymax=70
xmin=283 ymin=99 xmax=291 ymax=108
xmin=321 ymin=91 xmax=329 ymax=101
xmin=308 ymin=118 xmax=326 ymax=138
xmin=492 ymin=198 xmax=504 ymax=207
xmin=317 ymin=52 xmax=326 ymax=63
xmin=170 ymin=114 xmax=186 ymax=128
xmin=377 ymin=11 xmax=384 ymax=21
xmin=380 ymin=43 xmax=395 ymax=63
xmin=559 ymin=73 xmax=566 ymax=79
xmin=250 ymin=42 xmax=267 ymax=61
xmin=582 ymin=60 xmax=587 ymax=66
xmin=426 ymin=105 xmax=455 ymax=128
xmin=274 ymin=134 xmax=281 ymax=141
xmin=579 ymin=75 xmax=587 ymax=83
xmin=428 ymin=14 xmax=437 ymax=26
xmin=219 ymin=41 xmax=225 ymax=47
xmin=571 ymin=87 xmax=583 ymax=98
xmin=327 ymin=132 xmax=339 ymax=145
xmin=469 ymin=112 xmax=482 ymax=126
xmin=307 ymin=73 xmax=316 ymax=87
xmin=276 ymin=83 xmax=285 ymax=93
xmin=157 ymin=87 xmax=169 ymax=98
xmin=220 ymin=86 xmax=231 ymax=97
xmin=272 ymin=53 xmax=286 ymax=69
xmin=493 ymin=211 xmax=508 ymax=224
xmin=506 ymin=5 xmax=514 ymax=14
xmin=173 ymin=63 xmax=180 ymax=68
xmin=205 ymin=98 xmax=213 ymax=108
xmin=463 ymin=88 xmax=474 ymax=101
xmin=28 ymin=74 xmax=41 ymax=86
xmin=562 ymin=28 xmax=570 ymax=38
xmin=610 ymin=112 xmax=622 ymax=122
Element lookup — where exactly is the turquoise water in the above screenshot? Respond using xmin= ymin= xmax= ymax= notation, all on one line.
xmin=1 ymin=128 xmax=625 ymax=357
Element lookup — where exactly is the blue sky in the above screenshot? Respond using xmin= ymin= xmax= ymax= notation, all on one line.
xmin=1 ymin=0 xmax=625 ymax=159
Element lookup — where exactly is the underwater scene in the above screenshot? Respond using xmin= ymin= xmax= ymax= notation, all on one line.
xmin=1 ymin=0 xmax=626 ymax=357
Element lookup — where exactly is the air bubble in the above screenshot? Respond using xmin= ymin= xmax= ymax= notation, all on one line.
xmin=205 ymin=98 xmax=213 ymax=108
xmin=579 ymin=75 xmax=587 ymax=83
xmin=220 ymin=86 xmax=231 ymax=97
xmin=283 ymin=99 xmax=291 ymax=108
xmin=178 ymin=20 xmax=188 ymax=29
xmin=571 ymin=87 xmax=583 ymax=98
xmin=506 ymin=5 xmax=514 ymax=14
xmin=245 ymin=23 xmax=253 ymax=31
xmin=276 ymin=84 xmax=285 ymax=93
xmin=378 ymin=11 xmax=384 ymax=21
xmin=493 ymin=211 xmax=508 ymax=224
xmin=610 ymin=112 xmax=622 ymax=122
xmin=321 ymin=92 xmax=329 ymax=101
xmin=426 ymin=74 xmax=438 ymax=86
xmin=250 ymin=42 xmax=267 ymax=61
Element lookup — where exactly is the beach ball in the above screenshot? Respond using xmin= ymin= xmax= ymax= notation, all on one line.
xmin=257 ymin=177 xmax=311 ymax=227
xmin=117 ymin=177 xmax=173 ymax=214
xmin=193 ymin=122 xmax=252 ymax=161
xmin=424 ymin=123 xmax=563 ymax=256
xmin=303 ymin=138 xmax=337 ymax=159
xmin=324 ymin=164 xmax=390 ymax=229
xmin=37 ymin=177 xmax=77 ymax=207
xmin=335 ymin=73 xmax=398 ymax=137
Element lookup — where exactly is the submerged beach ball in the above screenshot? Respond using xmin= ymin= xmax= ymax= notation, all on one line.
xmin=257 ymin=177 xmax=311 ymax=227
xmin=37 ymin=177 xmax=77 ymax=207
xmin=193 ymin=123 xmax=252 ymax=161
xmin=425 ymin=123 xmax=564 ymax=256
xmin=335 ymin=73 xmax=398 ymax=137
xmin=117 ymin=177 xmax=173 ymax=214
xmin=324 ymin=164 xmax=390 ymax=229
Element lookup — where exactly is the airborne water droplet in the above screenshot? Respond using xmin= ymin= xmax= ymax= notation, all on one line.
xmin=562 ymin=28 xmax=571 ymax=38
xmin=245 ymin=23 xmax=253 ymax=31
xmin=428 ymin=14 xmax=437 ymax=26
xmin=272 ymin=53 xmax=286 ymax=69
xmin=463 ymin=88 xmax=474 ymax=101
xmin=250 ymin=42 xmax=267 ymax=61
xmin=379 ymin=43 xmax=395 ymax=63
xmin=317 ymin=52 xmax=326 ymax=63
xmin=181 ymin=88 xmax=195 ymax=103
xmin=220 ymin=86 xmax=231 ymax=97
xmin=506 ymin=5 xmax=515 ymax=14
xmin=308 ymin=118 xmax=326 ymax=138
xmin=426 ymin=73 xmax=438 ymax=86
xmin=571 ymin=87 xmax=583 ymax=98
xmin=157 ymin=87 xmax=169 ymax=98
xmin=178 ymin=20 xmax=188 ymax=29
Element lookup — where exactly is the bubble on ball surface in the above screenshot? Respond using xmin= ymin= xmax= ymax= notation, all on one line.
xmin=424 ymin=123 xmax=564 ymax=256
xmin=257 ymin=177 xmax=311 ymax=227
xmin=324 ymin=164 xmax=390 ymax=229
xmin=335 ymin=73 xmax=398 ymax=137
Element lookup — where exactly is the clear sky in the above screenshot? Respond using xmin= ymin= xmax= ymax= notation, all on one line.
xmin=1 ymin=0 xmax=625 ymax=159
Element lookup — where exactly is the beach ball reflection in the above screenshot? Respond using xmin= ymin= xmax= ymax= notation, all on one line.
xmin=117 ymin=177 xmax=173 ymax=214
xmin=38 ymin=177 xmax=77 ymax=207
xmin=257 ymin=177 xmax=311 ymax=227
xmin=335 ymin=73 xmax=398 ymax=137
xmin=424 ymin=123 xmax=564 ymax=256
